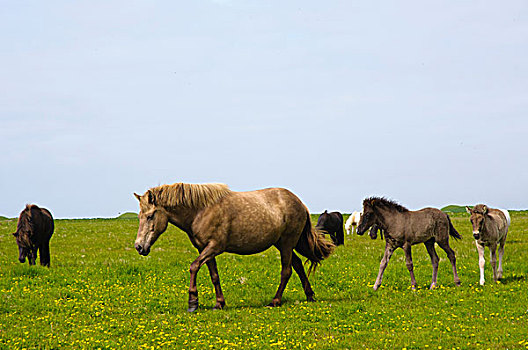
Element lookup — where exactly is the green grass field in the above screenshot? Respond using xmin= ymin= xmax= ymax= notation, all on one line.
xmin=1 ymin=212 xmax=527 ymax=349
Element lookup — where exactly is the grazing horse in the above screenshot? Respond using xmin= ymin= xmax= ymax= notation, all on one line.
xmin=466 ymin=205 xmax=510 ymax=285
xmin=12 ymin=204 xmax=54 ymax=267
xmin=357 ymin=197 xmax=462 ymax=290
xmin=316 ymin=210 xmax=344 ymax=246
xmin=345 ymin=211 xmax=362 ymax=235
xmin=134 ymin=182 xmax=334 ymax=312
xmin=368 ymin=224 xmax=384 ymax=240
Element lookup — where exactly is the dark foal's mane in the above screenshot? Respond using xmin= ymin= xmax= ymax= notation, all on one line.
xmin=366 ymin=197 xmax=409 ymax=213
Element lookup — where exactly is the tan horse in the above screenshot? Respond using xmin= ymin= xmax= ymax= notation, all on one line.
xmin=134 ymin=182 xmax=334 ymax=312
xmin=357 ymin=197 xmax=462 ymax=290
xmin=466 ymin=204 xmax=510 ymax=285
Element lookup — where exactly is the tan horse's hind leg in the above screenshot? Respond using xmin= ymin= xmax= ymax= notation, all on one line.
xmin=497 ymin=240 xmax=506 ymax=280
xmin=291 ymin=252 xmax=315 ymax=302
xmin=268 ymin=247 xmax=293 ymax=307
xmin=206 ymin=258 xmax=226 ymax=310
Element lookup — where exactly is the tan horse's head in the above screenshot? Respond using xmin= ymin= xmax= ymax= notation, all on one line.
xmin=133 ymin=191 xmax=169 ymax=256
xmin=466 ymin=205 xmax=488 ymax=240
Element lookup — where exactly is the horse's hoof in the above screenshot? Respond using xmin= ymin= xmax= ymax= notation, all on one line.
xmin=307 ymin=296 xmax=316 ymax=302
xmin=187 ymin=301 xmax=199 ymax=313
xmin=429 ymin=283 xmax=437 ymax=290
xmin=213 ymin=303 xmax=225 ymax=310
xmin=373 ymin=285 xmax=380 ymax=291
xmin=187 ymin=306 xmax=198 ymax=313
xmin=266 ymin=301 xmax=281 ymax=307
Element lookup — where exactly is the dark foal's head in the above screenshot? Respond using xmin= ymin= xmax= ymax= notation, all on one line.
xmin=466 ymin=205 xmax=488 ymax=240
xmin=357 ymin=199 xmax=377 ymax=235
xmin=134 ymin=191 xmax=169 ymax=256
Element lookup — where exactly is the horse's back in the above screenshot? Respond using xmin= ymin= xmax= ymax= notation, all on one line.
xmin=194 ymin=188 xmax=308 ymax=254
xmin=489 ymin=208 xmax=510 ymax=239
xmin=407 ymin=207 xmax=449 ymax=244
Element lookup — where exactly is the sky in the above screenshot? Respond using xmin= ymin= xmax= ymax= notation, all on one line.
xmin=1 ymin=1 xmax=527 ymax=218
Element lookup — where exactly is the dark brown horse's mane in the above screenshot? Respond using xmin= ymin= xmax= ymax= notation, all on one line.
xmin=15 ymin=204 xmax=37 ymax=247
xmin=365 ymin=197 xmax=409 ymax=213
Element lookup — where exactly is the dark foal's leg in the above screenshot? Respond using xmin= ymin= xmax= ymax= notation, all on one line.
xmin=424 ymin=239 xmax=439 ymax=289
xmin=39 ymin=242 xmax=51 ymax=267
xmin=403 ymin=242 xmax=416 ymax=289
xmin=291 ymin=252 xmax=315 ymax=302
xmin=268 ymin=247 xmax=293 ymax=307
xmin=188 ymin=243 xmax=220 ymax=312
xmin=437 ymin=240 xmax=461 ymax=286
xmin=206 ymin=258 xmax=226 ymax=310
xmin=373 ymin=243 xmax=396 ymax=291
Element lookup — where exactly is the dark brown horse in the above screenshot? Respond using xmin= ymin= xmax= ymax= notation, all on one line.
xmin=357 ymin=197 xmax=461 ymax=290
xmin=12 ymin=204 xmax=54 ymax=267
xmin=316 ymin=210 xmax=344 ymax=245
xmin=134 ymin=182 xmax=334 ymax=312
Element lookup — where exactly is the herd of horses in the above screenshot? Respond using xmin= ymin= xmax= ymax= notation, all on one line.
xmin=12 ymin=183 xmax=511 ymax=312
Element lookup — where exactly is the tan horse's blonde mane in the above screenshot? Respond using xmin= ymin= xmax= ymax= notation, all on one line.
xmin=144 ymin=183 xmax=232 ymax=210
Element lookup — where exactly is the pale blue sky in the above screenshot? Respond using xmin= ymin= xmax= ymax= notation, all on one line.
xmin=1 ymin=1 xmax=527 ymax=218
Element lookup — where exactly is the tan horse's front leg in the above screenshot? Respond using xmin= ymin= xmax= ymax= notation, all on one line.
xmin=188 ymin=243 xmax=219 ymax=312
xmin=489 ymin=243 xmax=498 ymax=282
xmin=476 ymin=241 xmax=486 ymax=285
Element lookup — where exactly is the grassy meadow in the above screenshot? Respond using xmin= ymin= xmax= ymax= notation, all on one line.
xmin=0 ymin=211 xmax=527 ymax=349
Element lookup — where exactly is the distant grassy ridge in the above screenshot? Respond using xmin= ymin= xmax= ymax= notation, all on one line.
xmin=116 ymin=212 xmax=138 ymax=219
xmin=441 ymin=205 xmax=468 ymax=213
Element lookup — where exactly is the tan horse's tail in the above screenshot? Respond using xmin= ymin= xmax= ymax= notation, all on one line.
xmin=295 ymin=213 xmax=335 ymax=276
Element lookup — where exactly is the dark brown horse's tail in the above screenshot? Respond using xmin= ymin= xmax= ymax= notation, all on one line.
xmin=447 ymin=214 xmax=462 ymax=240
xmin=295 ymin=213 xmax=335 ymax=276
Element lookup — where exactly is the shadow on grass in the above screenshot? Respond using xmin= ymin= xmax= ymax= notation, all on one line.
xmin=499 ymin=275 xmax=525 ymax=284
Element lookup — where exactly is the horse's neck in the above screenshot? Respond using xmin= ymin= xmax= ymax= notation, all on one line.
xmin=376 ymin=207 xmax=403 ymax=233
xmin=166 ymin=206 xmax=199 ymax=234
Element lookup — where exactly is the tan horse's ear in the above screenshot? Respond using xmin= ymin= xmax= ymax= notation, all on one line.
xmin=482 ymin=205 xmax=488 ymax=214
xmin=134 ymin=193 xmax=142 ymax=201
xmin=465 ymin=206 xmax=472 ymax=214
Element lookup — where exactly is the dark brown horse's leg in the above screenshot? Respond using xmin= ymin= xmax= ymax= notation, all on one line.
xmin=206 ymin=258 xmax=226 ymax=310
xmin=291 ymin=252 xmax=315 ymax=302
xmin=437 ymin=240 xmax=461 ymax=286
xmin=268 ymin=248 xmax=293 ymax=307
xmin=39 ymin=243 xmax=51 ymax=267
xmin=188 ymin=243 xmax=219 ymax=312
xmin=403 ymin=243 xmax=416 ymax=289
xmin=373 ymin=244 xmax=396 ymax=290
xmin=424 ymin=239 xmax=439 ymax=289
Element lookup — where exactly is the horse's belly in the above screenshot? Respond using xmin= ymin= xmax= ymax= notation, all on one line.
xmin=224 ymin=230 xmax=281 ymax=255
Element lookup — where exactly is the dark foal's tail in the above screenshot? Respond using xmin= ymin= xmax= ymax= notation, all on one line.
xmin=295 ymin=213 xmax=335 ymax=276
xmin=447 ymin=214 xmax=462 ymax=240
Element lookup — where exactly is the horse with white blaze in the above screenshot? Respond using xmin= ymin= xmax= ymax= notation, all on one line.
xmin=466 ymin=204 xmax=510 ymax=285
